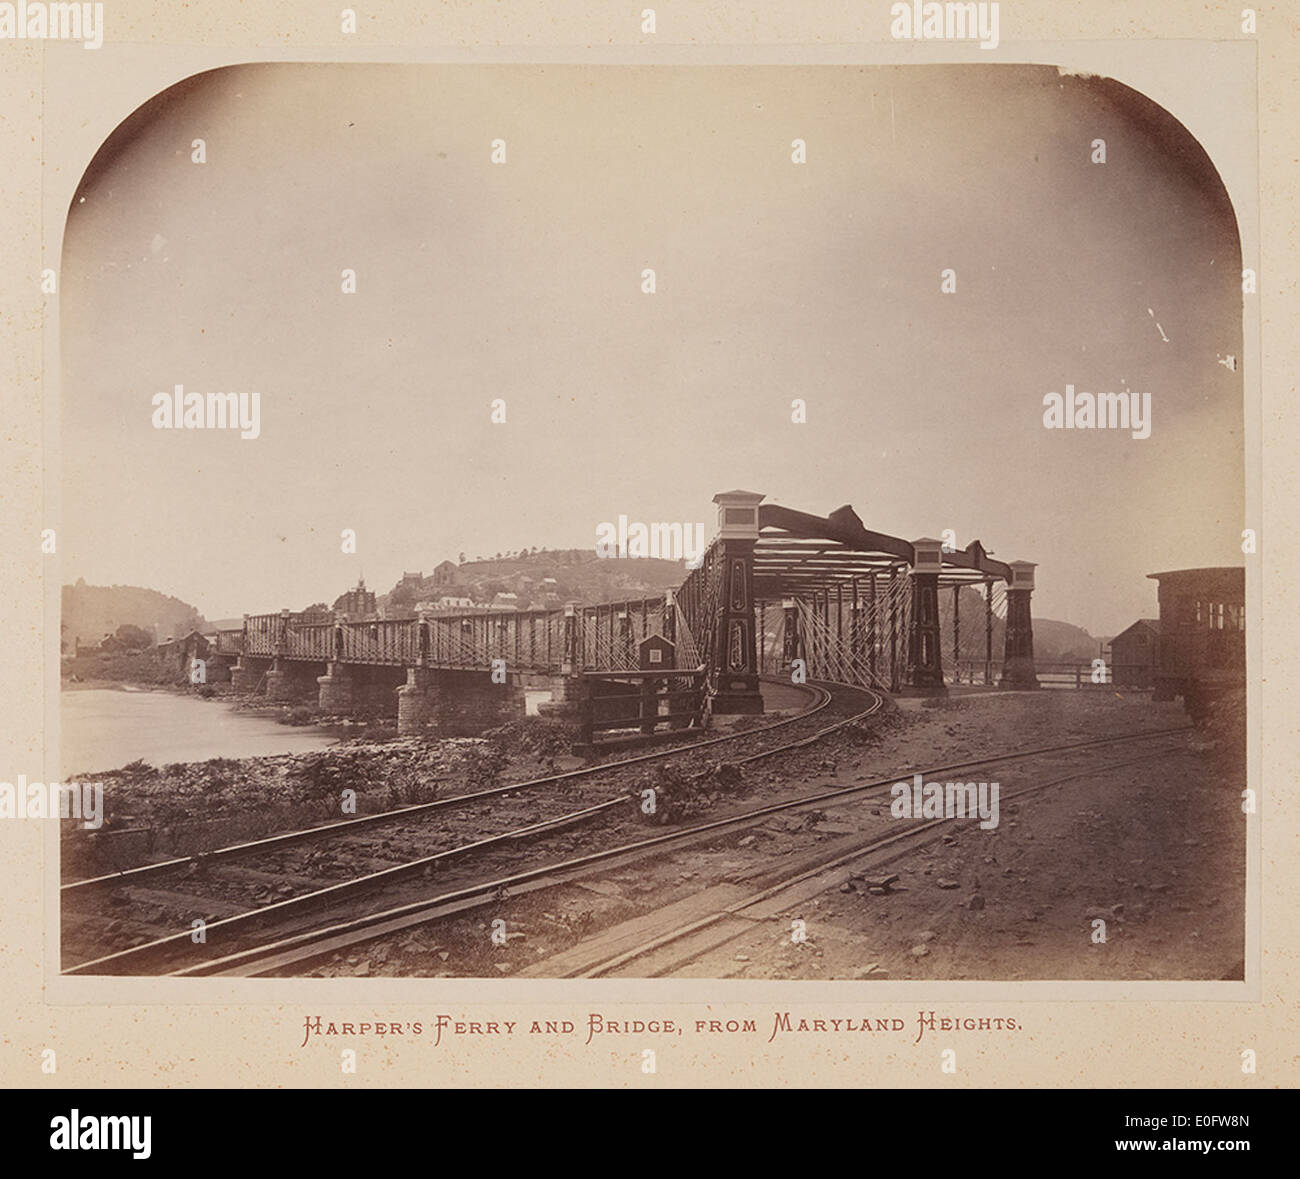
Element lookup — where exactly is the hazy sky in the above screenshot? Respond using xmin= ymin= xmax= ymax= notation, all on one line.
xmin=61 ymin=63 xmax=1243 ymax=634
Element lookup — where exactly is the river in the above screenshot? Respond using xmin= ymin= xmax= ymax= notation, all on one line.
xmin=60 ymin=688 xmax=339 ymax=775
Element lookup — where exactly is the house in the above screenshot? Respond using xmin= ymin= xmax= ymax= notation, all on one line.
xmin=332 ymin=576 xmax=377 ymax=619
xmin=430 ymin=560 xmax=462 ymax=586
xmin=1109 ymin=618 xmax=1160 ymax=688
xmin=416 ymin=595 xmax=476 ymax=613
xmin=151 ymin=629 xmax=218 ymax=680
xmin=488 ymin=592 xmax=520 ymax=612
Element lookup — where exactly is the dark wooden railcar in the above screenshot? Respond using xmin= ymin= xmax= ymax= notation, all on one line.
xmin=1148 ymin=567 xmax=1245 ymax=720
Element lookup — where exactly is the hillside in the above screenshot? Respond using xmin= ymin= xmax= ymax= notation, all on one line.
xmin=939 ymin=586 xmax=1099 ymax=664
xmin=62 ymin=580 xmax=204 ymax=652
xmin=1033 ymin=617 xmax=1103 ymax=661
xmin=380 ymin=549 xmax=687 ymax=614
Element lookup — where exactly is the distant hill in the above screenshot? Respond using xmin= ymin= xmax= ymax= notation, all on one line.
xmin=938 ymin=585 xmax=1100 ymax=664
xmin=1033 ymin=617 xmax=1103 ymax=661
xmin=62 ymin=580 xmax=204 ymax=651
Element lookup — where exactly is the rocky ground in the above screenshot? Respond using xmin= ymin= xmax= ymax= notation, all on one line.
xmin=298 ymin=689 xmax=1247 ymax=982
xmin=58 ymin=719 xmax=578 ymax=878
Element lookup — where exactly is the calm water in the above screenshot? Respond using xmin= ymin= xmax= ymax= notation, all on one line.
xmin=61 ymin=688 xmax=339 ymax=776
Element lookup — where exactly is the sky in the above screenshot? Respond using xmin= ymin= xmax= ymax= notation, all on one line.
xmin=60 ymin=63 xmax=1243 ymax=634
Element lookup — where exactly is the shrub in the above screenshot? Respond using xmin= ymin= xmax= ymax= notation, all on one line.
xmin=461 ymin=741 xmax=509 ymax=791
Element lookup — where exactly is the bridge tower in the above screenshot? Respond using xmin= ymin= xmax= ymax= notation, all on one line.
xmin=905 ymin=537 xmax=947 ymax=695
xmin=709 ymin=490 xmax=765 ymax=714
xmin=1000 ymin=561 xmax=1040 ymax=689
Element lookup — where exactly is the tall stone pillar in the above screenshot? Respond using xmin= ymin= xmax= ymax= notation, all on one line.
xmin=1000 ymin=561 xmax=1040 ymax=689
xmin=710 ymin=490 xmax=765 ymax=714
xmin=905 ymin=538 xmax=947 ymax=696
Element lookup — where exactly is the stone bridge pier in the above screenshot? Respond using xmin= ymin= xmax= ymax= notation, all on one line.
xmin=231 ymin=656 xmax=272 ymax=694
xmin=265 ymin=658 xmax=326 ymax=702
xmin=397 ymin=668 xmax=528 ymax=736
xmin=315 ymin=663 xmax=406 ymax=717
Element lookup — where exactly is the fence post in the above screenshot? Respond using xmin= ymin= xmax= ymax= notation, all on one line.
xmin=985 ymin=580 xmax=993 ymax=685
xmin=952 ymin=584 xmax=961 ymax=685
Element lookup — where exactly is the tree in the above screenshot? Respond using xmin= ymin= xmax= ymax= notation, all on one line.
xmin=389 ymin=584 xmax=418 ymax=609
xmin=114 ymin=623 xmax=153 ymax=651
xmin=459 ymin=552 xmax=466 ymax=565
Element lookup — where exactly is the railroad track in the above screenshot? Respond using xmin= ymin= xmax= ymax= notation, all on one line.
xmin=570 ymin=745 xmax=1196 ymax=978
xmin=64 ymin=683 xmax=1194 ymax=979
xmin=63 ymin=676 xmax=837 ymax=896
xmin=61 ymin=678 xmax=882 ymax=974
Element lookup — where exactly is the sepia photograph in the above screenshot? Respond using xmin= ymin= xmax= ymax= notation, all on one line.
xmin=1 ymin=0 xmax=1296 ymax=1130
xmin=52 ymin=61 xmax=1248 ymax=986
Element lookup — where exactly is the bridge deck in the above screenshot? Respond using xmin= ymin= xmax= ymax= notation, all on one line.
xmin=234 ymin=597 xmax=679 ymax=675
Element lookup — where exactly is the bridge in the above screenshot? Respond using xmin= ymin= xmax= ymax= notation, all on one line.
xmin=213 ymin=491 xmax=1039 ymax=737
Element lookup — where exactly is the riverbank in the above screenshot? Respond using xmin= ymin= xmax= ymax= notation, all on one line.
xmin=59 ymin=712 xmax=578 ymax=879
xmin=59 ymin=686 xmax=355 ymax=782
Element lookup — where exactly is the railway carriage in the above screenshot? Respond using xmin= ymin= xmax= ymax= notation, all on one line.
xmin=1148 ymin=567 xmax=1245 ymax=722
